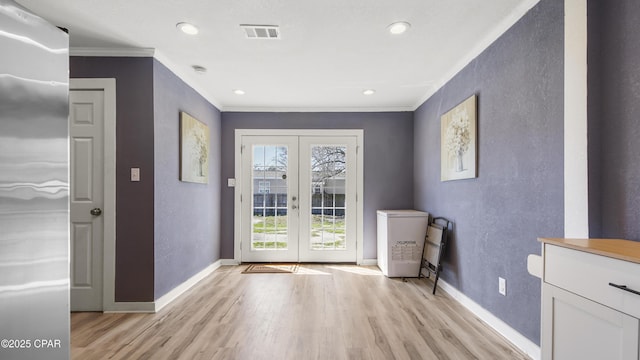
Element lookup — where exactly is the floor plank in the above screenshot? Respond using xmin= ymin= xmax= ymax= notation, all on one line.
xmin=71 ymin=265 xmax=531 ymax=360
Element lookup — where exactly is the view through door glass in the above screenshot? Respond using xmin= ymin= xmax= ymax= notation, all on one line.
xmin=310 ymin=145 xmax=347 ymax=250
xmin=252 ymin=145 xmax=289 ymax=250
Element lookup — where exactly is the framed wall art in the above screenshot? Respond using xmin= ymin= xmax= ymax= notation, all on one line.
xmin=441 ymin=94 xmax=477 ymax=181
xmin=180 ymin=112 xmax=209 ymax=184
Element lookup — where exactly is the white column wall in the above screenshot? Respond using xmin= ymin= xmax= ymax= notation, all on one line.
xmin=564 ymin=0 xmax=589 ymax=238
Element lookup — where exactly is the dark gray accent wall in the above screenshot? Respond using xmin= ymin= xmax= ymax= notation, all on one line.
xmin=413 ymin=0 xmax=563 ymax=345
xmin=588 ymin=0 xmax=640 ymax=241
xmin=153 ymin=60 xmax=222 ymax=299
xmin=220 ymin=112 xmax=414 ymax=259
xmin=70 ymin=57 xmax=155 ymax=302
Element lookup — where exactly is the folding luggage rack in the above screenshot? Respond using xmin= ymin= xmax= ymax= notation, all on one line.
xmin=419 ymin=217 xmax=452 ymax=295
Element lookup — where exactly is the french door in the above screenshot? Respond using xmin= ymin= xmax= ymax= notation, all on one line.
xmin=237 ymin=131 xmax=361 ymax=263
xmin=241 ymin=136 xmax=299 ymax=262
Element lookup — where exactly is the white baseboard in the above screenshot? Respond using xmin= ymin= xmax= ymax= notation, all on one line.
xmin=360 ymin=258 xmax=378 ymax=266
xmin=103 ymin=302 xmax=155 ymax=313
xmin=154 ymin=260 xmax=222 ymax=312
xmin=438 ymin=280 xmax=541 ymax=360
xmin=103 ymin=260 xmax=223 ymax=313
xmin=220 ymin=259 xmax=240 ymax=266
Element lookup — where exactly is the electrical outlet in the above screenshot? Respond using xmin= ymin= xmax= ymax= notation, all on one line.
xmin=499 ymin=277 xmax=507 ymax=296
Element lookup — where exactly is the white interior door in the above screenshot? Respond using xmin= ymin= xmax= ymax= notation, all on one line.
xmin=239 ymin=133 xmax=358 ymax=263
xmin=69 ymin=89 xmax=104 ymax=311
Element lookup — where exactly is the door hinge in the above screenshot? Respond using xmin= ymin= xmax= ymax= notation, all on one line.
xmin=241 ymin=145 xmax=245 ymax=154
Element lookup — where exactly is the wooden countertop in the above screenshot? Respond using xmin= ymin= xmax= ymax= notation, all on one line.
xmin=539 ymin=238 xmax=640 ymax=264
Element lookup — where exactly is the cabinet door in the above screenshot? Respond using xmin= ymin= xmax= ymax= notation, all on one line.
xmin=542 ymin=283 xmax=639 ymax=360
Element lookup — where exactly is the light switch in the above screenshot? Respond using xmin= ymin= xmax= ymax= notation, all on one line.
xmin=131 ymin=168 xmax=140 ymax=182
xmin=228 ymin=178 xmax=236 ymax=187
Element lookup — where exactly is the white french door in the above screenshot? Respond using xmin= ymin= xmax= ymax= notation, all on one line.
xmin=299 ymin=136 xmax=357 ymax=262
xmin=241 ymin=136 xmax=299 ymax=262
xmin=237 ymin=131 xmax=361 ymax=263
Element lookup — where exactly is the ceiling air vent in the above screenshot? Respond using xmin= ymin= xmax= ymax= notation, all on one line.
xmin=240 ymin=24 xmax=280 ymax=39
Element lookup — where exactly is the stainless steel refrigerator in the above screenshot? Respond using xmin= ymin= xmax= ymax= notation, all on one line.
xmin=0 ymin=0 xmax=70 ymax=359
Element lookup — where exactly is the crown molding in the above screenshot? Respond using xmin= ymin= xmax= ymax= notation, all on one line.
xmin=152 ymin=50 xmax=223 ymax=111
xmin=221 ymin=105 xmax=415 ymax=113
xmin=69 ymin=47 xmax=223 ymax=111
xmin=413 ymin=0 xmax=540 ymax=109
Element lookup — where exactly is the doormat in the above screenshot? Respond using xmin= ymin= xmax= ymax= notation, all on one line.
xmin=242 ymin=264 xmax=299 ymax=274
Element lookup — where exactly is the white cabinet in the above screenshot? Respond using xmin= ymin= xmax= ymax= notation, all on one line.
xmin=541 ymin=240 xmax=640 ymax=360
xmin=542 ymin=283 xmax=639 ymax=360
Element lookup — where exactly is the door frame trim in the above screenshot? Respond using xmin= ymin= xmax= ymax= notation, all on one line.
xmin=234 ymin=129 xmax=364 ymax=264
xmin=70 ymin=78 xmax=116 ymax=311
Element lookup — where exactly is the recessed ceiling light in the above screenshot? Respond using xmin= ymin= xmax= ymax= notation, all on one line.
xmin=234 ymin=89 xmax=245 ymax=95
xmin=177 ymin=22 xmax=199 ymax=35
xmin=363 ymin=89 xmax=376 ymax=96
xmin=192 ymin=65 xmax=207 ymax=73
xmin=387 ymin=21 xmax=411 ymax=35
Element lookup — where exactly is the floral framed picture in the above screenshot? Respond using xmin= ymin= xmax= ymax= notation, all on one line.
xmin=180 ymin=112 xmax=209 ymax=184
xmin=441 ymin=94 xmax=477 ymax=181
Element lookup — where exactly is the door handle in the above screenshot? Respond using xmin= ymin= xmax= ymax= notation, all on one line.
xmin=90 ymin=208 xmax=103 ymax=216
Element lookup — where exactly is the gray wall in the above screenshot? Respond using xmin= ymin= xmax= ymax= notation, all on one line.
xmin=153 ymin=59 xmax=222 ymax=299
xmin=588 ymin=0 xmax=640 ymax=241
xmin=0 ymin=2 xmax=70 ymax=358
xmin=220 ymin=112 xmax=414 ymax=259
xmin=70 ymin=57 xmax=155 ymax=301
xmin=413 ymin=0 xmax=563 ymax=345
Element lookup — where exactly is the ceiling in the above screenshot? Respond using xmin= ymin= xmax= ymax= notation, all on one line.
xmin=16 ymin=0 xmax=538 ymax=112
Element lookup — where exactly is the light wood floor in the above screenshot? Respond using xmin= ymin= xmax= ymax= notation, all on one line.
xmin=71 ymin=265 xmax=530 ymax=360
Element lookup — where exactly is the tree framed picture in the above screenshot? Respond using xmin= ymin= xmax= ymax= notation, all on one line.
xmin=441 ymin=94 xmax=477 ymax=181
xmin=180 ymin=112 xmax=209 ymax=184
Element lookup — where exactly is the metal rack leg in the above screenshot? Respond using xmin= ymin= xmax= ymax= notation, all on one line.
xmin=432 ymin=266 xmax=441 ymax=295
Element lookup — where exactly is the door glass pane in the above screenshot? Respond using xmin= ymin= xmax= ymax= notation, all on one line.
xmin=310 ymin=145 xmax=346 ymax=250
xmin=252 ymin=145 xmax=288 ymax=250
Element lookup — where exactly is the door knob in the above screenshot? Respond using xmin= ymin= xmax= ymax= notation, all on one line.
xmin=90 ymin=208 xmax=102 ymax=216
